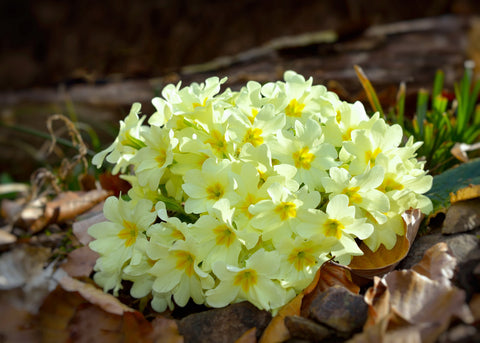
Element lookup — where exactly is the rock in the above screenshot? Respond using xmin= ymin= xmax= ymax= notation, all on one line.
xmin=442 ymin=199 xmax=480 ymax=234
xmin=177 ymin=302 xmax=271 ymax=343
xmin=308 ymin=286 xmax=368 ymax=334
xmin=285 ymin=315 xmax=334 ymax=342
xmin=398 ymin=228 xmax=480 ymax=270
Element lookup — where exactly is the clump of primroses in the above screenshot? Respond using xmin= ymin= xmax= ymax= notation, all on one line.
xmin=89 ymin=71 xmax=432 ymax=313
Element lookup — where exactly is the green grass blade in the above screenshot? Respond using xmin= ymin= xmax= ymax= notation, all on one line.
xmin=416 ymin=89 xmax=429 ymax=137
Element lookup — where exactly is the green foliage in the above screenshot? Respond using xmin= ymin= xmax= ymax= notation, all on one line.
xmin=355 ymin=65 xmax=480 ymax=174
xmin=425 ymin=158 xmax=480 ymax=212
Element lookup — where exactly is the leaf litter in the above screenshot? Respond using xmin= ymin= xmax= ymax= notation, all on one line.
xmin=1 ymin=92 xmax=480 ymax=343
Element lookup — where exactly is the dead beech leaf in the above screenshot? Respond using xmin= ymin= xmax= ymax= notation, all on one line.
xmin=451 ymin=142 xmax=480 ymax=162
xmin=99 ymin=171 xmax=132 ymax=197
xmin=72 ymin=210 xmax=106 ymax=245
xmin=234 ymin=327 xmax=257 ymax=343
xmin=450 ymin=184 xmax=480 ymax=203
xmin=360 ymin=243 xmax=473 ymax=343
xmin=38 ymin=285 xmax=156 ymax=343
xmin=150 ymin=316 xmax=184 ymax=343
xmin=347 ymin=209 xmax=422 ymax=278
xmin=411 ymin=242 xmax=456 ymax=285
xmin=44 ymin=189 xmax=111 ymax=224
xmin=57 ymin=275 xmax=134 ymax=315
xmin=61 ymin=246 xmax=99 ymax=278
xmin=259 ymin=293 xmax=303 ymax=343
xmin=0 ymin=228 xmax=17 ymax=245
xmin=28 ymin=189 xmax=111 ymax=233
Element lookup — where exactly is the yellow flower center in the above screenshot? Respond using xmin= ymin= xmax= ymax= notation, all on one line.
xmin=274 ymin=201 xmax=297 ymax=221
xmin=288 ymin=248 xmax=316 ymax=271
xmin=173 ymin=250 xmax=195 ymax=276
xmin=117 ymin=220 xmax=139 ymax=247
xmin=365 ymin=147 xmax=382 ymax=166
xmin=335 ymin=110 xmax=342 ymax=123
xmin=171 ymin=229 xmax=185 ymax=241
xmin=293 ymin=146 xmax=315 ymax=169
xmin=234 ymin=269 xmax=258 ymax=292
xmin=285 ymin=99 xmax=305 ymax=117
xmin=155 ymin=149 xmax=167 ymax=167
xmin=342 ymin=128 xmax=354 ymax=141
xmin=192 ymin=97 xmax=208 ymax=109
xmin=342 ymin=186 xmax=362 ymax=205
xmin=323 ymin=219 xmax=344 ymax=239
xmin=249 ymin=108 xmax=259 ymax=124
xmin=205 ymin=130 xmax=228 ymax=154
xmin=206 ymin=182 xmax=225 ymax=200
xmin=243 ymin=128 xmax=264 ymax=147
xmin=213 ymin=225 xmax=236 ymax=247
xmin=237 ymin=193 xmax=257 ymax=219
xmin=378 ymin=177 xmax=404 ymax=193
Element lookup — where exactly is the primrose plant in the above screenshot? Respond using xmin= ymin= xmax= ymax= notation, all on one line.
xmin=89 ymin=71 xmax=433 ymax=313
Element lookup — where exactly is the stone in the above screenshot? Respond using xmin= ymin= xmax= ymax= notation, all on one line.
xmin=308 ymin=286 xmax=368 ymax=334
xmin=442 ymin=199 xmax=480 ymax=234
xmin=177 ymin=302 xmax=271 ymax=343
xmin=285 ymin=315 xmax=334 ymax=342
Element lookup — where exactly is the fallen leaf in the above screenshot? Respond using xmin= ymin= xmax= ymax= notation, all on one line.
xmin=38 ymin=285 xmax=158 ymax=343
xmin=347 ymin=209 xmax=422 ymax=278
xmin=235 ymin=327 xmax=257 ymax=343
xmin=99 ymin=172 xmax=132 ymax=197
xmin=72 ymin=210 xmax=106 ymax=245
xmin=259 ymin=293 xmax=303 ymax=343
xmin=43 ymin=190 xmax=111 ymax=225
xmin=61 ymin=246 xmax=99 ymax=278
xmin=150 ymin=316 xmax=184 ymax=343
xmin=0 ymin=227 xmax=17 ymax=245
xmin=360 ymin=243 xmax=473 ymax=343
xmin=57 ymin=275 xmax=134 ymax=315
xmin=0 ymin=245 xmax=61 ymax=313
xmin=450 ymin=184 xmax=480 ymax=203
xmin=0 ymin=290 xmax=40 ymax=343
xmin=451 ymin=142 xmax=480 ymax=163
xmin=411 ymin=242 xmax=456 ymax=284
xmin=469 ymin=293 xmax=480 ymax=322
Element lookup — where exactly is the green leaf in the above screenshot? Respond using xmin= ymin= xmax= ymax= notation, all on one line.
xmin=426 ymin=158 xmax=480 ymax=212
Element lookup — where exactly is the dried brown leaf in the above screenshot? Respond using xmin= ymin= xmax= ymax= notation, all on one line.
xmin=360 ymin=243 xmax=473 ymax=343
xmin=348 ymin=209 xmax=422 ymax=278
xmin=0 ymin=227 xmax=17 ymax=245
xmin=150 ymin=316 xmax=184 ymax=343
xmin=451 ymin=142 xmax=480 ymax=163
xmin=61 ymin=246 xmax=99 ymax=278
xmin=411 ymin=242 xmax=456 ymax=284
xmin=58 ymin=275 xmax=134 ymax=315
xmin=44 ymin=190 xmax=111 ymax=224
xmin=38 ymin=285 xmax=157 ymax=343
xmin=259 ymin=293 xmax=303 ymax=343
xmin=72 ymin=210 xmax=106 ymax=245
xmin=99 ymin=171 xmax=132 ymax=197
xmin=450 ymin=184 xmax=480 ymax=203
xmin=234 ymin=327 xmax=257 ymax=343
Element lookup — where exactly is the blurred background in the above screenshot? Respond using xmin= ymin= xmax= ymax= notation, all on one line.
xmin=1 ymin=0 xmax=480 ymax=181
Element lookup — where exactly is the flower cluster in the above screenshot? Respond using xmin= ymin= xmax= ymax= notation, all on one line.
xmin=89 ymin=71 xmax=432 ymax=313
